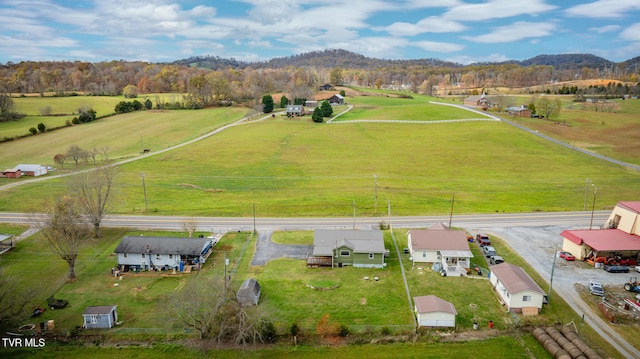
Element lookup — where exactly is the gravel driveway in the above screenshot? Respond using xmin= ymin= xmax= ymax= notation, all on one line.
xmin=251 ymin=230 xmax=313 ymax=266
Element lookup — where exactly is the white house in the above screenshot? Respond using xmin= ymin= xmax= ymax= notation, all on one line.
xmin=489 ymin=263 xmax=545 ymax=315
xmin=114 ymin=236 xmax=214 ymax=272
xmin=414 ymin=295 xmax=457 ymax=328
xmin=407 ymin=223 xmax=472 ymax=276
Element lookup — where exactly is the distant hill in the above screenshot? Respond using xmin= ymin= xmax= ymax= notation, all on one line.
xmin=516 ymin=54 xmax=614 ymax=69
xmin=173 ymin=49 xmax=633 ymax=71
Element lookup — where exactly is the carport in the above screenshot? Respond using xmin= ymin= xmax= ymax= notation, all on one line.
xmin=561 ymin=229 xmax=640 ymax=263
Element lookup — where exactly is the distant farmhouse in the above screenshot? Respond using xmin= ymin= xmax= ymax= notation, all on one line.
xmin=507 ymin=105 xmax=532 ymax=118
xmin=286 ymin=105 xmax=305 ymax=117
xmin=463 ymin=93 xmax=491 ymax=108
xmin=307 ymin=229 xmax=387 ymax=268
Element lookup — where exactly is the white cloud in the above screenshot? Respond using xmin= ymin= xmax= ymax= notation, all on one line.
xmin=462 ymin=21 xmax=556 ymax=43
xmin=383 ymin=17 xmax=466 ymax=36
xmin=566 ymin=0 xmax=640 ymax=19
xmin=619 ymin=23 xmax=640 ymax=41
xmin=412 ymin=40 xmax=464 ymax=53
xmin=446 ymin=53 xmax=510 ymax=65
xmin=443 ymin=0 xmax=556 ymax=21
xmin=588 ymin=25 xmax=621 ymax=34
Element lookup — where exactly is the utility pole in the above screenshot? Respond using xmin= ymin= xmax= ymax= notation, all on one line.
xmin=548 ymin=244 xmax=558 ymax=302
xmin=141 ymin=172 xmax=148 ymax=211
xmin=224 ymin=255 xmax=229 ymax=291
xmin=449 ymin=192 xmax=455 ymax=227
xmin=589 ymin=186 xmax=598 ymax=230
xmin=583 ymin=179 xmax=591 ymax=211
xmin=374 ymin=174 xmax=378 ymax=214
xmin=253 ymin=203 xmax=256 ymax=233
xmin=352 ymin=200 xmax=356 ymax=230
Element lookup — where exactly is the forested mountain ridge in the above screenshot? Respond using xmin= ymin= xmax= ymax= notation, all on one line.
xmin=174 ymin=49 xmax=631 ymax=72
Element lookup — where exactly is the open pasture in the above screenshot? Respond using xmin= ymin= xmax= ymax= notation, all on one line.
xmin=334 ymin=95 xmax=488 ymax=122
xmin=0 ymin=106 xmax=247 ymax=167
xmin=1 ymin=115 xmax=639 ymax=216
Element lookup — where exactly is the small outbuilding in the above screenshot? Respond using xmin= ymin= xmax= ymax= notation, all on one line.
xmin=327 ymin=94 xmax=344 ymax=105
xmin=16 ymin=164 xmax=48 ymax=177
xmin=236 ymin=278 xmax=261 ymax=306
xmin=414 ymin=295 xmax=457 ymax=328
xmin=82 ymin=305 xmax=118 ymax=329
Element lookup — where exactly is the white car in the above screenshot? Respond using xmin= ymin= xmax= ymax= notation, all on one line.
xmin=589 ymin=281 xmax=604 ymax=296
xmin=635 ymin=265 xmax=640 ymax=273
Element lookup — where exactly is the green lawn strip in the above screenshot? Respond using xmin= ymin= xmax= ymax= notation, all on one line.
xmin=1 ymin=336 xmax=545 ymax=359
xmin=270 ymin=231 xmax=314 ymax=245
xmin=0 ymin=223 xmax=29 ymax=236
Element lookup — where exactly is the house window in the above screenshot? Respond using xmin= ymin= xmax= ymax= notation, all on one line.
xmin=422 ymin=251 xmax=426 ymax=258
xmin=141 ymin=253 xmax=145 ymax=259
xmin=523 ymin=295 xmax=531 ymax=302
xmin=369 ymin=253 xmax=374 ymax=259
xmin=156 ymin=254 xmax=161 ymax=260
xmin=340 ymin=250 xmax=350 ymax=257
xmin=123 ymin=253 xmax=127 ymax=258
xmin=90 ymin=315 xmax=98 ymax=324
xmin=169 ymin=254 xmax=173 ymax=259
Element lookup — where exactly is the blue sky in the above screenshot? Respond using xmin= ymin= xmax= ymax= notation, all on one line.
xmin=1 ymin=0 xmax=639 ymax=64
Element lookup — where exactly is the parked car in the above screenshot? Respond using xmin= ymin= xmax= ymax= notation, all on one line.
xmin=603 ymin=264 xmax=629 ymax=273
xmin=489 ymin=255 xmax=504 ymax=265
xmin=635 ymin=265 xmax=640 ymax=273
xmin=482 ymin=245 xmax=496 ymax=257
xmin=559 ymin=251 xmax=576 ymax=261
xmin=476 ymin=234 xmax=491 ymax=246
xmin=589 ymin=281 xmax=604 ymax=296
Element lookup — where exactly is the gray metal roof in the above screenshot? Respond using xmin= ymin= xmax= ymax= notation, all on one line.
xmin=312 ymin=229 xmax=385 ymax=256
xmin=83 ymin=305 xmax=116 ymax=315
xmin=114 ymin=236 xmax=210 ymax=256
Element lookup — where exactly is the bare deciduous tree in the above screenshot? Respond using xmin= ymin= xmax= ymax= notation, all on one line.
xmin=0 ymin=269 xmax=35 ymax=331
xmin=68 ymin=165 xmax=117 ymax=238
xmin=181 ymin=217 xmax=198 ymax=237
xmin=35 ymin=196 xmax=91 ymax=281
xmin=66 ymin=144 xmax=83 ymax=168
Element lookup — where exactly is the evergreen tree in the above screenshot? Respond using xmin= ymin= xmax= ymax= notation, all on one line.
xmin=312 ymin=107 xmax=324 ymax=123
xmin=320 ymin=100 xmax=333 ymax=117
xmin=262 ymin=95 xmax=274 ymax=113
xmin=280 ymin=95 xmax=288 ymax=108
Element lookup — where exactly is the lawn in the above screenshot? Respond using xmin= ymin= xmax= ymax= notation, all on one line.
xmin=333 ymin=95 xmax=489 ymax=122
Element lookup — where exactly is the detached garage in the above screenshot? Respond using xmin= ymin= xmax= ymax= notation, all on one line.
xmin=414 ymin=295 xmax=457 ymax=328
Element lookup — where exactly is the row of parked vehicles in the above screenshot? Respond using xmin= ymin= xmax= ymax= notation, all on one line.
xmin=475 ymin=234 xmax=504 ymax=265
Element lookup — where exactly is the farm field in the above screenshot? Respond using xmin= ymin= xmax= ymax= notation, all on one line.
xmin=1 ymin=91 xmax=639 ymax=216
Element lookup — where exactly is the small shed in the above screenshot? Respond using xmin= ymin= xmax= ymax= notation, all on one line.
xmin=82 ymin=305 xmax=118 ymax=329
xmin=236 ymin=278 xmax=261 ymax=306
xmin=414 ymin=295 xmax=457 ymax=328
xmin=2 ymin=168 xmax=21 ymax=178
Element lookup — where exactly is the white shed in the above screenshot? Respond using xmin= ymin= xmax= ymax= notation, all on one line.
xmin=414 ymin=295 xmax=457 ymax=328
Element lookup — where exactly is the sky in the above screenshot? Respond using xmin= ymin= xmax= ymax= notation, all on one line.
xmin=1 ymin=0 xmax=639 ymax=65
